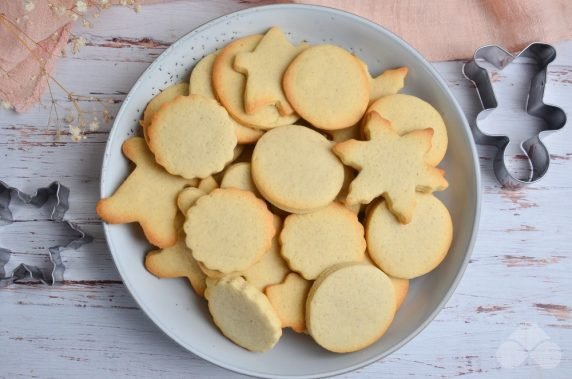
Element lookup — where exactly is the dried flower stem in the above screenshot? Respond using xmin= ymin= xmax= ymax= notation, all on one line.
xmin=0 ymin=0 xmax=141 ymax=140
xmin=1 ymin=9 xmax=98 ymax=140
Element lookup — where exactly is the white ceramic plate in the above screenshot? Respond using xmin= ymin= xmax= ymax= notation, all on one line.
xmin=100 ymin=4 xmax=481 ymax=378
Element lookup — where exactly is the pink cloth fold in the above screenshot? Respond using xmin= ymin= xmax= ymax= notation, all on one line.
xmin=1 ymin=0 xmax=571 ymax=112
xmin=297 ymin=0 xmax=572 ymax=61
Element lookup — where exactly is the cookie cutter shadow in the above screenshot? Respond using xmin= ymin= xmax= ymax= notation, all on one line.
xmin=462 ymin=43 xmax=567 ymax=189
xmin=0 ymin=181 xmax=93 ymax=286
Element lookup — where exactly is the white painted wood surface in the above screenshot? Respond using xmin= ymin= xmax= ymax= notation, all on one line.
xmin=1 ymin=1 xmax=571 ymax=377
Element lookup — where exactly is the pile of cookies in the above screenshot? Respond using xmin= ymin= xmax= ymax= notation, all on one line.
xmin=97 ymin=27 xmax=453 ymax=354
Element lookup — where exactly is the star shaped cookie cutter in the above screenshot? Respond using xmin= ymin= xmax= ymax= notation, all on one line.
xmin=462 ymin=43 xmax=567 ymax=189
xmin=0 ymin=181 xmax=93 ymax=286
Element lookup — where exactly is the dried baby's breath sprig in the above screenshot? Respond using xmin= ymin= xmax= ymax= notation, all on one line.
xmin=23 ymin=0 xmax=36 ymax=13
xmin=74 ymin=0 xmax=88 ymax=13
xmin=118 ymin=0 xmax=142 ymax=13
xmin=70 ymin=35 xmax=87 ymax=54
xmin=1 ymin=0 xmax=140 ymax=141
xmin=1 ymin=12 xmax=93 ymax=140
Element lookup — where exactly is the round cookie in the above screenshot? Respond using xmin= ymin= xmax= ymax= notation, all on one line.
xmin=212 ymin=35 xmax=299 ymax=130
xmin=281 ymin=203 xmax=365 ymax=279
xmin=205 ymin=276 xmax=282 ymax=352
xmin=189 ymin=53 xmax=217 ymax=100
xmin=362 ymin=252 xmax=409 ymax=310
xmin=283 ymin=44 xmax=369 ymax=130
xmin=190 ymin=52 xmax=264 ymax=144
xmin=306 ymin=263 xmax=396 ymax=353
xmin=220 ymin=162 xmax=260 ymax=197
xmin=141 ymin=82 xmax=189 ymax=136
xmin=366 ymin=194 xmax=453 ymax=279
xmin=368 ymin=94 xmax=448 ymax=165
xmin=251 ymin=125 xmax=345 ymax=213
xmin=391 ymin=276 xmax=409 ymax=310
xmin=184 ymin=188 xmax=275 ymax=273
xmin=147 ymin=95 xmax=237 ymax=179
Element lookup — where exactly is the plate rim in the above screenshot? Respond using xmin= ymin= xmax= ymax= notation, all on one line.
xmin=99 ymin=4 xmax=482 ymax=378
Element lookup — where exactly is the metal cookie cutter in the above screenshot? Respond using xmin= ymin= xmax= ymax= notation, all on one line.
xmin=462 ymin=43 xmax=567 ymax=189
xmin=0 ymin=181 xmax=93 ymax=286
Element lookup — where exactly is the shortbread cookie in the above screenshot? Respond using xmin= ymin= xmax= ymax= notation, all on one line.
xmin=145 ymin=229 xmax=207 ymax=296
xmin=141 ymin=83 xmax=189 ymax=134
xmin=220 ymin=162 xmax=260 ymax=197
xmin=391 ymin=276 xmax=409 ymax=309
xmin=147 ymin=95 xmax=237 ymax=179
xmin=96 ymin=137 xmax=196 ymax=248
xmin=145 ymin=186 xmax=206 ymax=296
xmin=198 ymin=176 xmax=218 ymax=194
xmin=369 ymin=94 xmax=448 ymax=165
xmin=189 ymin=53 xmax=217 ymax=100
xmin=252 ymin=125 xmax=345 ymax=213
xmin=359 ymin=60 xmax=408 ymax=104
xmin=281 ymin=202 xmax=366 ymax=279
xmin=212 ymin=35 xmax=298 ymax=130
xmin=362 ymin=252 xmax=409 ymax=309
xmin=185 ymin=188 xmax=275 ymax=273
xmin=265 ymin=272 xmax=312 ymax=333
xmin=197 ymin=217 xmax=287 ymax=286
xmin=333 ymin=112 xmax=448 ymax=224
xmin=336 ymin=166 xmax=361 ymax=214
xmin=205 ymin=276 xmax=282 ymax=352
xmin=306 ymin=262 xmax=396 ymax=353
xmin=190 ymin=52 xmax=264 ymax=144
xmin=283 ymin=44 xmax=369 ymax=130
xmin=366 ymin=194 xmax=453 ymax=279
xmin=212 ymin=146 xmax=243 ymax=184
xmin=174 ymin=186 xmax=204 ymax=229
xmin=176 ymin=187 xmax=205 ymax=214
xmin=234 ymin=27 xmax=307 ymax=116
xmin=198 ymin=261 xmax=230 ymax=279
xmin=242 ymin=215 xmax=289 ymax=290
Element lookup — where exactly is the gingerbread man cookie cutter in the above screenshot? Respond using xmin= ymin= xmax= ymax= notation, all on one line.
xmin=462 ymin=43 xmax=567 ymax=189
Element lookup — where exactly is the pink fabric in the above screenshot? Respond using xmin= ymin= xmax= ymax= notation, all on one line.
xmin=296 ymin=0 xmax=572 ymax=61
xmin=0 ymin=0 xmax=156 ymax=112
xmin=0 ymin=0 xmax=74 ymax=112
xmin=1 ymin=0 xmax=571 ymax=112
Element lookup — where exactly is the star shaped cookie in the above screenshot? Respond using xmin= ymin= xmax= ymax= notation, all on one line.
xmin=333 ymin=112 xmax=448 ymax=224
xmin=234 ymin=27 xmax=307 ymax=116
xmin=96 ymin=137 xmax=197 ymax=248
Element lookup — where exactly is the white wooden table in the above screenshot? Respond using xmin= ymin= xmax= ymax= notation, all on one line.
xmin=1 ymin=1 xmax=571 ymax=377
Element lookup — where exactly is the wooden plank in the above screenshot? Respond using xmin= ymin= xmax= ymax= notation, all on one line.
xmin=0 ymin=283 xmax=569 ymax=377
xmin=0 ymin=0 xmax=571 ymax=377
